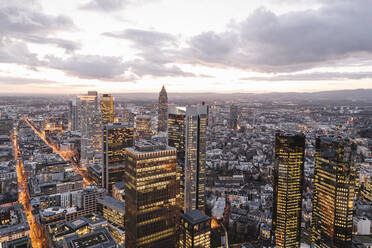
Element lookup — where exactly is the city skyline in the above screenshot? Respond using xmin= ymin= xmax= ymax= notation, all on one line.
xmin=2 ymin=0 xmax=372 ymax=94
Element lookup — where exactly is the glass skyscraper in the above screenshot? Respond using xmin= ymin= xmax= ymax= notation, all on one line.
xmin=158 ymin=85 xmax=168 ymax=132
xmin=124 ymin=141 xmax=179 ymax=248
xmin=102 ymin=122 xmax=134 ymax=193
xmin=272 ymin=131 xmax=305 ymax=248
xmin=229 ymin=104 xmax=238 ymax=130
xmin=78 ymin=91 xmax=102 ymax=167
xmin=68 ymin=98 xmax=78 ymax=131
xmin=311 ymin=135 xmax=356 ymax=248
xmin=179 ymin=210 xmax=211 ymax=248
xmin=100 ymin=93 xmax=114 ymax=125
xmin=168 ymin=105 xmax=207 ymax=213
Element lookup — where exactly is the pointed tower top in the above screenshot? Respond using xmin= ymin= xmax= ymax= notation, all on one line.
xmin=161 ymin=85 xmax=166 ymax=92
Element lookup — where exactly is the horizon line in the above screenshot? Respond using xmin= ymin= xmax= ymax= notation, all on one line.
xmin=0 ymin=88 xmax=371 ymax=97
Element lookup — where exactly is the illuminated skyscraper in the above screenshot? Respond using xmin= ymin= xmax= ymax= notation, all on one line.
xmin=311 ymin=136 xmax=356 ymax=248
xmin=168 ymin=105 xmax=208 ymax=213
xmin=158 ymin=85 xmax=168 ymax=132
xmin=100 ymin=94 xmax=114 ymax=125
xmin=102 ymin=122 xmax=134 ymax=193
xmin=124 ymin=141 xmax=179 ymax=248
xmin=135 ymin=115 xmax=152 ymax=140
xmin=179 ymin=210 xmax=211 ymax=248
xmin=229 ymin=105 xmax=238 ymax=130
xmin=78 ymin=91 xmax=102 ymax=167
xmin=361 ymin=177 xmax=372 ymax=202
xmin=68 ymin=99 xmax=78 ymax=131
xmin=272 ymin=131 xmax=305 ymax=248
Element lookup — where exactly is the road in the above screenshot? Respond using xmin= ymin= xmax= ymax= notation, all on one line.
xmin=12 ymin=132 xmax=47 ymax=248
xmin=23 ymin=116 xmax=94 ymax=185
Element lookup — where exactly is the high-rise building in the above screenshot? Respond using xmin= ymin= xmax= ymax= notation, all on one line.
xmin=229 ymin=105 xmax=238 ymax=130
xmin=361 ymin=177 xmax=372 ymax=202
xmin=68 ymin=99 xmax=78 ymax=131
xmin=135 ymin=115 xmax=152 ymax=140
xmin=168 ymin=105 xmax=208 ymax=213
xmin=100 ymin=94 xmax=114 ymax=125
xmin=78 ymin=91 xmax=102 ymax=167
xmin=272 ymin=131 xmax=305 ymax=248
xmin=311 ymin=136 xmax=356 ymax=248
xmin=124 ymin=141 xmax=179 ymax=248
xmin=102 ymin=122 xmax=134 ymax=193
xmin=179 ymin=210 xmax=211 ymax=248
xmin=158 ymin=85 xmax=168 ymax=132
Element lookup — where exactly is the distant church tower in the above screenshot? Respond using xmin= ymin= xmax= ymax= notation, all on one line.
xmin=158 ymin=85 xmax=168 ymax=132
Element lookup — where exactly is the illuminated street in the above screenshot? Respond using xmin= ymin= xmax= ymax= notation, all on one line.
xmin=12 ymin=132 xmax=47 ymax=248
xmin=23 ymin=116 xmax=94 ymax=185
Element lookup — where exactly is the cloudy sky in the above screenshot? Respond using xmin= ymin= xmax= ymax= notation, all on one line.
xmin=1 ymin=0 xmax=372 ymax=94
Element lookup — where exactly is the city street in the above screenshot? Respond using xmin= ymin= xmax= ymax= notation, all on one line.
xmin=12 ymin=132 xmax=47 ymax=248
xmin=23 ymin=116 xmax=94 ymax=185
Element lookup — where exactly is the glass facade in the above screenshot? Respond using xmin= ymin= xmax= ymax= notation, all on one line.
xmin=168 ymin=105 xmax=208 ymax=213
xmin=179 ymin=210 xmax=211 ymax=248
xmin=272 ymin=131 xmax=305 ymax=248
xmin=229 ymin=105 xmax=238 ymax=130
xmin=168 ymin=106 xmax=186 ymax=212
xmin=78 ymin=91 xmax=102 ymax=167
xmin=124 ymin=142 xmax=180 ymax=248
xmin=158 ymin=85 xmax=168 ymax=132
xmin=100 ymin=94 xmax=114 ymax=125
xmin=311 ymin=136 xmax=356 ymax=248
xmin=135 ymin=115 xmax=152 ymax=140
xmin=102 ymin=123 xmax=134 ymax=193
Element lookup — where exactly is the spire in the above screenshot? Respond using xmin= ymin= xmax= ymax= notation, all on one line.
xmin=161 ymin=85 xmax=166 ymax=92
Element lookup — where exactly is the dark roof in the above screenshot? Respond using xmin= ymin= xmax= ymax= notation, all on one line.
xmin=97 ymin=196 xmax=125 ymax=213
xmin=64 ymin=227 xmax=116 ymax=248
xmin=182 ymin=210 xmax=210 ymax=225
xmin=112 ymin=181 xmax=124 ymax=190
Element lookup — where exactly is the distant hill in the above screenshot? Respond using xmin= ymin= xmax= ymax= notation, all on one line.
xmin=1 ymin=88 xmax=372 ymax=104
xmin=112 ymin=89 xmax=372 ymax=104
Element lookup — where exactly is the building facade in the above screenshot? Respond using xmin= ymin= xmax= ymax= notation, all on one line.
xmin=272 ymin=131 xmax=305 ymax=248
xmin=179 ymin=210 xmax=211 ymax=248
xmin=158 ymin=85 xmax=168 ymax=132
xmin=124 ymin=141 xmax=179 ymax=248
xmin=102 ymin=122 xmax=134 ymax=193
xmin=168 ymin=105 xmax=208 ymax=213
xmin=135 ymin=115 xmax=152 ymax=140
xmin=311 ymin=136 xmax=356 ymax=248
xmin=100 ymin=94 xmax=114 ymax=125
xmin=229 ymin=105 xmax=238 ymax=130
xmin=78 ymin=91 xmax=102 ymax=167
xmin=68 ymin=99 xmax=78 ymax=131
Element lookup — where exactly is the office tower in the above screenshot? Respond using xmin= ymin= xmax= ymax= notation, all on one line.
xmin=68 ymin=99 xmax=78 ymax=131
xmin=312 ymin=136 xmax=356 ymax=248
xmin=179 ymin=210 xmax=211 ymax=248
xmin=361 ymin=177 xmax=372 ymax=202
xmin=122 ymin=108 xmax=135 ymax=125
xmin=102 ymin=122 xmax=134 ymax=193
xmin=158 ymin=85 xmax=168 ymax=132
xmin=168 ymin=105 xmax=208 ymax=213
xmin=100 ymin=94 xmax=114 ymax=125
xmin=78 ymin=91 xmax=102 ymax=167
xmin=272 ymin=131 xmax=305 ymax=248
xmin=124 ymin=141 xmax=179 ymax=248
xmin=229 ymin=104 xmax=238 ymax=130
xmin=135 ymin=115 xmax=152 ymax=140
